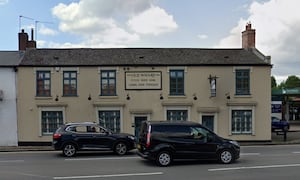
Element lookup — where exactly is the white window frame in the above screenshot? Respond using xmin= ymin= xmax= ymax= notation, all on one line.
xmin=38 ymin=106 xmax=66 ymax=136
xmin=164 ymin=106 xmax=191 ymax=121
xmin=96 ymin=106 xmax=123 ymax=132
xmin=228 ymin=106 xmax=255 ymax=135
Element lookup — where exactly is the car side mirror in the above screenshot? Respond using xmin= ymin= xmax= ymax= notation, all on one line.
xmin=207 ymin=134 xmax=214 ymax=142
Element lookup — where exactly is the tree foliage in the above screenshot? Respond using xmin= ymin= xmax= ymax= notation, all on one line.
xmin=274 ymin=75 xmax=300 ymax=89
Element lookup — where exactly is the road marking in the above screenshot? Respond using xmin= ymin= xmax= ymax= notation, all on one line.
xmin=292 ymin=152 xmax=300 ymax=154
xmin=241 ymin=153 xmax=260 ymax=156
xmin=53 ymin=172 xmax=163 ymax=179
xmin=64 ymin=156 xmax=139 ymax=161
xmin=208 ymin=163 xmax=300 ymax=172
xmin=0 ymin=160 xmax=24 ymax=163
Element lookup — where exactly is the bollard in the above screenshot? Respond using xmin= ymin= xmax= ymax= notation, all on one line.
xmin=283 ymin=130 xmax=287 ymax=141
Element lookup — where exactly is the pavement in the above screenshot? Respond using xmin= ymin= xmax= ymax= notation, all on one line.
xmin=1 ymin=121 xmax=300 ymax=152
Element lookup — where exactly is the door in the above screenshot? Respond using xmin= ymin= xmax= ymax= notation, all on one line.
xmin=134 ymin=116 xmax=148 ymax=138
xmin=202 ymin=115 xmax=214 ymax=131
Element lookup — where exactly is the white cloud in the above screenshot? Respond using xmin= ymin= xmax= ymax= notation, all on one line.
xmin=51 ymin=0 xmax=177 ymax=47
xmin=215 ymin=0 xmax=300 ymax=83
xmin=39 ymin=25 xmax=57 ymax=36
xmin=197 ymin=34 xmax=208 ymax=40
xmin=127 ymin=6 xmax=178 ymax=35
xmin=0 ymin=0 xmax=8 ymax=5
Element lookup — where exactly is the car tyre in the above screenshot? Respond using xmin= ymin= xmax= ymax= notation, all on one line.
xmin=63 ymin=143 xmax=77 ymax=157
xmin=114 ymin=142 xmax=128 ymax=155
xmin=218 ymin=149 xmax=234 ymax=164
xmin=156 ymin=151 xmax=172 ymax=167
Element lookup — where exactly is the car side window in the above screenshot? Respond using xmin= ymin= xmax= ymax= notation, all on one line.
xmin=190 ymin=127 xmax=205 ymax=140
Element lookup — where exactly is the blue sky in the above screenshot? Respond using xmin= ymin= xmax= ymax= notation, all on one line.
xmin=0 ymin=0 xmax=299 ymax=83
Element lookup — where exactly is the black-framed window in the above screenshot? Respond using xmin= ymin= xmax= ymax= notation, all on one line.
xmin=236 ymin=69 xmax=250 ymax=95
xmin=167 ymin=110 xmax=188 ymax=121
xmin=98 ymin=110 xmax=120 ymax=132
xmin=41 ymin=111 xmax=63 ymax=134
xmin=101 ymin=70 xmax=116 ymax=96
xmin=231 ymin=110 xmax=252 ymax=134
xmin=36 ymin=71 xmax=51 ymax=96
xmin=63 ymin=71 xmax=77 ymax=96
xmin=169 ymin=70 xmax=184 ymax=95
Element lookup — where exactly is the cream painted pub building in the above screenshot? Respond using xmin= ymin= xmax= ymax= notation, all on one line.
xmin=17 ymin=24 xmax=272 ymax=145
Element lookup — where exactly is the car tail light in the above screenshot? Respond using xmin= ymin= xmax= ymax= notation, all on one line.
xmin=146 ymin=125 xmax=151 ymax=148
xmin=53 ymin=133 xmax=62 ymax=139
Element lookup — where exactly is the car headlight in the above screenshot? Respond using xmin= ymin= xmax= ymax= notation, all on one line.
xmin=127 ymin=135 xmax=136 ymax=141
xmin=229 ymin=140 xmax=239 ymax=147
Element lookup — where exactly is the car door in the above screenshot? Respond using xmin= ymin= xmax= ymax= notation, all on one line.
xmin=187 ymin=126 xmax=218 ymax=159
xmin=75 ymin=125 xmax=112 ymax=149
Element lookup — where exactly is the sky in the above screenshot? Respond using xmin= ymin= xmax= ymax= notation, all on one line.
xmin=0 ymin=0 xmax=299 ymax=83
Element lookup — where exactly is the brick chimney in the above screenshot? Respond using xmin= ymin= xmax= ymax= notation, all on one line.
xmin=18 ymin=29 xmax=36 ymax=51
xmin=242 ymin=23 xmax=255 ymax=49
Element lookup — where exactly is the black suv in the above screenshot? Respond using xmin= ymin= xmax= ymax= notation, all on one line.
xmin=53 ymin=122 xmax=136 ymax=157
xmin=137 ymin=121 xmax=240 ymax=166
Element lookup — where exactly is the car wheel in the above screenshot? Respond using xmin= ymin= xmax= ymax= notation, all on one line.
xmin=114 ymin=142 xmax=127 ymax=155
xmin=156 ymin=151 xmax=172 ymax=167
xmin=218 ymin=149 xmax=234 ymax=164
xmin=63 ymin=143 xmax=77 ymax=157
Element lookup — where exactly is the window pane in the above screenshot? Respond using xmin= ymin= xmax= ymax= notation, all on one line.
xmin=169 ymin=70 xmax=184 ymax=95
xmin=36 ymin=71 xmax=51 ymax=96
xmin=167 ymin=110 xmax=187 ymax=121
xmin=101 ymin=70 xmax=116 ymax=96
xmin=232 ymin=110 xmax=252 ymax=134
xmin=98 ymin=111 xmax=120 ymax=132
xmin=236 ymin=69 xmax=250 ymax=95
xmin=41 ymin=111 xmax=63 ymax=134
xmin=63 ymin=71 xmax=77 ymax=96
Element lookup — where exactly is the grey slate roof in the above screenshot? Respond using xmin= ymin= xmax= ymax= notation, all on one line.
xmin=0 ymin=51 xmax=23 ymax=67
xmin=19 ymin=48 xmax=271 ymax=67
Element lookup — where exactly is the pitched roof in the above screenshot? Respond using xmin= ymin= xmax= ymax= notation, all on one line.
xmin=19 ymin=48 xmax=271 ymax=67
xmin=0 ymin=51 xmax=23 ymax=67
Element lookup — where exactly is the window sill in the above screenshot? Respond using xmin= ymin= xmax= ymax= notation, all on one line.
xmin=35 ymin=96 xmax=52 ymax=100
xmin=234 ymin=94 xmax=252 ymax=98
xmin=99 ymin=96 xmax=119 ymax=99
xmin=168 ymin=95 xmax=186 ymax=99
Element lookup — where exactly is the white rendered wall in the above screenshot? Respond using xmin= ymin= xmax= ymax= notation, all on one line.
xmin=0 ymin=68 xmax=18 ymax=146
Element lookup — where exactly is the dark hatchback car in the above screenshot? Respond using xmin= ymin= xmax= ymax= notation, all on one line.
xmin=137 ymin=121 xmax=240 ymax=166
xmin=53 ymin=122 xmax=136 ymax=157
xmin=272 ymin=116 xmax=290 ymax=132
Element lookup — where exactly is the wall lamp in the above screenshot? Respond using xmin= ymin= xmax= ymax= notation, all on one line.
xmin=126 ymin=94 xmax=130 ymax=100
xmin=88 ymin=94 xmax=92 ymax=101
xmin=193 ymin=93 xmax=198 ymax=100
xmin=55 ymin=95 xmax=59 ymax=101
xmin=225 ymin=93 xmax=231 ymax=100
xmin=160 ymin=93 xmax=164 ymax=100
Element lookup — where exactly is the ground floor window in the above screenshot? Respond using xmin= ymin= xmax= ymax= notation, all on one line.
xmin=167 ymin=110 xmax=188 ymax=121
xmin=41 ymin=111 xmax=63 ymax=134
xmin=231 ymin=110 xmax=252 ymax=134
xmin=98 ymin=110 xmax=120 ymax=132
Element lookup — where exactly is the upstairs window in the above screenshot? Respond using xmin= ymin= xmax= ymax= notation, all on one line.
xmin=36 ymin=71 xmax=51 ymax=96
xmin=169 ymin=70 xmax=184 ymax=95
xmin=101 ymin=70 xmax=116 ymax=96
xmin=63 ymin=71 xmax=77 ymax=96
xmin=236 ymin=69 xmax=250 ymax=95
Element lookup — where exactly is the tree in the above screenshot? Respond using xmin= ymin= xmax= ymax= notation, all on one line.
xmin=284 ymin=75 xmax=300 ymax=88
xmin=271 ymin=76 xmax=277 ymax=88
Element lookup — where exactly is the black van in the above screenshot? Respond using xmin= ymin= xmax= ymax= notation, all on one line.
xmin=137 ymin=121 xmax=240 ymax=166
